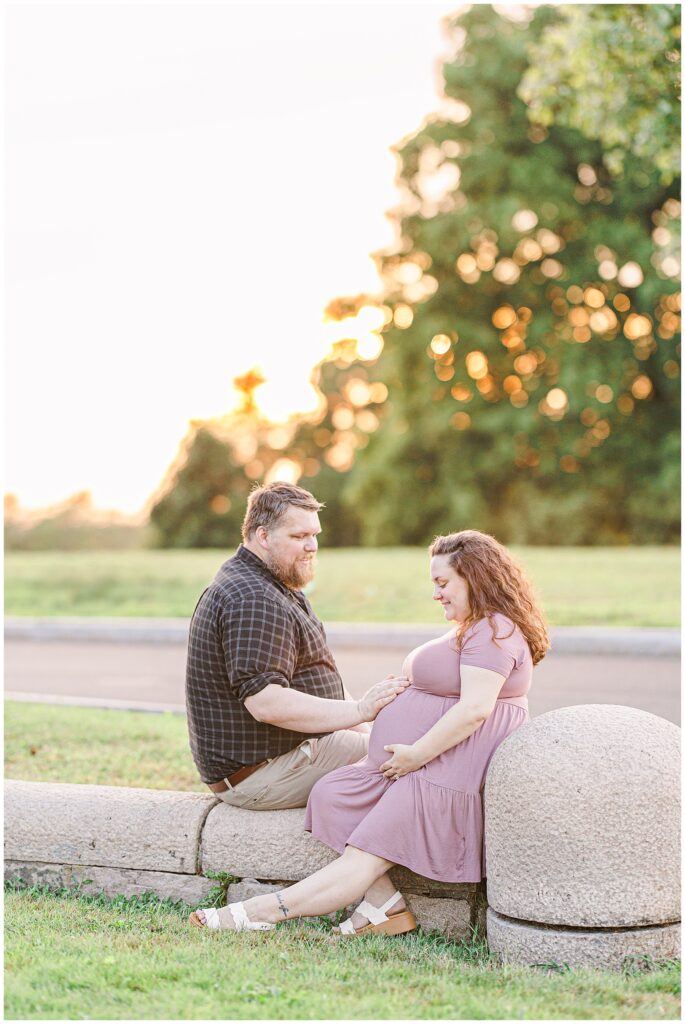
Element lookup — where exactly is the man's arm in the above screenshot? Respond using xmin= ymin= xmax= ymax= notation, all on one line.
xmin=342 ymin=683 xmax=371 ymax=734
xmin=244 ymin=677 xmax=407 ymax=732
xmin=220 ymin=592 xmax=406 ymax=733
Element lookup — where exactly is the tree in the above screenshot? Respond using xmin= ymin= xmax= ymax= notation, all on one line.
xmin=147 ymin=5 xmax=680 ymax=548
xmin=149 ymin=428 xmax=254 ymax=548
xmin=336 ymin=4 xmax=680 ymax=544
xmin=148 ymin=364 xmax=368 ymax=548
xmin=519 ymin=4 xmax=681 ymax=184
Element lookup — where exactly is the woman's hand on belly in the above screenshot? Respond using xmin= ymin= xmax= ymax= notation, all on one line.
xmin=379 ymin=743 xmax=425 ymax=780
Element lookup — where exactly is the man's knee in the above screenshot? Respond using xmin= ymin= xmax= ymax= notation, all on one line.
xmin=313 ymin=729 xmax=368 ymax=772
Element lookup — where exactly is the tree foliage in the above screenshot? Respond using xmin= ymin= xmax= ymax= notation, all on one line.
xmin=519 ymin=4 xmax=681 ymax=183
xmin=149 ymin=4 xmax=680 ymax=548
xmin=338 ymin=4 xmax=681 ymax=544
xmin=149 ymin=428 xmax=254 ymax=548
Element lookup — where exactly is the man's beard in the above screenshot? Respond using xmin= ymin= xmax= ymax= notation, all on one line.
xmin=265 ymin=551 xmax=316 ymax=590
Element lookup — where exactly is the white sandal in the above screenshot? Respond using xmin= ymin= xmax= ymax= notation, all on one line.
xmin=189 ymin=900 xmax=276 ymax=931
xmin=337 ymin=891 xmax=417 ymax=937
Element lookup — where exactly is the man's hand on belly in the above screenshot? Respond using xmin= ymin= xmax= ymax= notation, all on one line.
xmin=357 ymin=675 xmax=410 ymax=722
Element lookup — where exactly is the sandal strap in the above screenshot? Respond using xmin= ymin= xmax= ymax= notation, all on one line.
xmin=355 ymin=891 xmax=403 ymax=925
xmin=228 ymin=901 xmax=276 ymax=931
xmin=338 ymin=917 xmax=357 ymax=935
xmin=203 ymin=907 xmax=221 ymax=930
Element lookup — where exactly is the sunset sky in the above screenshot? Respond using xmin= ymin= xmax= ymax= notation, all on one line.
xmin=5 ymin=1 xmax=464 ymax=515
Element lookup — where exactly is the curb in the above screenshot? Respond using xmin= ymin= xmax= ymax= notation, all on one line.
xmin=4 ymin=691 xmax=186 ymax=714
xmin=4 ymin=616 xmax=681 ymax=656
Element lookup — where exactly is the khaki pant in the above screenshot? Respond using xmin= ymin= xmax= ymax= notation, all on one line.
xmin=216 ymin=729 xmax=369 ymax=811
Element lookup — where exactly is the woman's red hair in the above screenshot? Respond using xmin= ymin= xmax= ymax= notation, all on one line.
xmin=430 ymin=530 xmax=549 ymax=665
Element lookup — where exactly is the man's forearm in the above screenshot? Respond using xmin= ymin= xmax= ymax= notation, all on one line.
xmin=342 ymin=684 xmax=371 ymax=733
xmin=247 ymin=684 xmax=365 ymax=733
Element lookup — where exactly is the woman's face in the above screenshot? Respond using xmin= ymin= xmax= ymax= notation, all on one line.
xmin=430 ymin=554 xmax=471 ymax=622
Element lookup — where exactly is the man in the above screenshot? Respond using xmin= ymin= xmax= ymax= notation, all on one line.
xmin=186 ymin=481 xmax=407 ymax=810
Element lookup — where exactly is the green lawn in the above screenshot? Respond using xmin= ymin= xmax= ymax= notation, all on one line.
xmin=5 ymin=701 xmax=204 ymax=791
xmin=3 ymin=546 xmax=681 ymax=625
xmin=4 ymin=886 xmax=680 ymax=1020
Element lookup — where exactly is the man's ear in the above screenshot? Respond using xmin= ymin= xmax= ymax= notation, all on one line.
xmin=254 ymin=526 xmax=269 ymax=551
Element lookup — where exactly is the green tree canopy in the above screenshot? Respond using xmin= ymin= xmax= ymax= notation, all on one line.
xmin=148 ymin=4 xmax=680 ymax=549
xmin=337 ymin=3 xmax=681 ymax=544
xmin=519 ymin=4 xmax=681 ymax=183
xmin=149 ymin=427 xmax=254 ymax=548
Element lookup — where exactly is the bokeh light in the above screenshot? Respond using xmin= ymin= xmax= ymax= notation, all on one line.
xmin=450 ymin=383 xmax=473 ymax=402
xmin=617 ymin=262 xmax=644 ymax=288
xmin=430 ymin=334 xmax=452 ymax=355
xmin=492 ymin=306 xmax=517 ymax=329
xmin=450 ymin=411 xmax=471 ymax=430
xmin=465 ymin=351 xmax=489 ymax=379
xmin=493 ymin=258 xmax=521 ymax=284
xmin=546 ymin=388 xmax=568 ymax=411
xmin=631 ymin=375 xmax=653 ymax=399
xmin=265 ymin=458 xmax=302 ymax=485
xmin=512 ymin=209 xmax=538 ymax=232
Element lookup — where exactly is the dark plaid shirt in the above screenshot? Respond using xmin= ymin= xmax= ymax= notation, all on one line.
xmin=185 ymin=544 xmax=345 ymax=784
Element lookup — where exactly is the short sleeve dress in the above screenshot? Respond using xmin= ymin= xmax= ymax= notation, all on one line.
xmin=304 ymin=613 xmax=532 ymax=882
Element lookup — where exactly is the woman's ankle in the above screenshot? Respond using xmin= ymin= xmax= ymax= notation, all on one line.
xmin=244 ymin=892 xmax=290 ymax=925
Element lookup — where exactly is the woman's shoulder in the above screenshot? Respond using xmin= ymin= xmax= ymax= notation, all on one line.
xmin=464 ymin=613 xmax=525 ymax=649
xmin=466 ymin=612 xmax=516 ymax=635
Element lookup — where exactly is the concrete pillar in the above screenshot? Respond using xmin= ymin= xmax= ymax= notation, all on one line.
xmin=484 ymin=704 xmax=681 ymax=970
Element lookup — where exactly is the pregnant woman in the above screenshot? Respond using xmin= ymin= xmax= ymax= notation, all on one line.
xmin=190 ymin=530 xmax=549 ymax=934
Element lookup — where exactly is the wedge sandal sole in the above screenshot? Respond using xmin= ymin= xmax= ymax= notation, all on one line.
xmin=339 ymin=910 xmax=417 ymax=937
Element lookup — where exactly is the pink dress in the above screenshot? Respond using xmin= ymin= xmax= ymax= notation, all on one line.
xmin=304 ymin=614 xmax=532 ymax=882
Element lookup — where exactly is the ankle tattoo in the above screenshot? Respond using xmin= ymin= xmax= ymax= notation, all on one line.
xmin=276 ymin=893 xmax=290 ymax=920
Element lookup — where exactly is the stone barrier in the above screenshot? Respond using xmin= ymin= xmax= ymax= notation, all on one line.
xmin=484 ymin=704 xmax=681 ymax=969
xmin=5 ymin=703 xmax=680 ymax=967
xmin=4 ymin=780 xmax=483 ymax=940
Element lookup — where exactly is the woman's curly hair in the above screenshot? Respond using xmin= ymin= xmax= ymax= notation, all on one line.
xmin=430 ymin=530 xmax=550 ymax=666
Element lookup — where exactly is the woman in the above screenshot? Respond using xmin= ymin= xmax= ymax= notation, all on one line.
xmin=190 ymin=530 xmax=549 ymax=933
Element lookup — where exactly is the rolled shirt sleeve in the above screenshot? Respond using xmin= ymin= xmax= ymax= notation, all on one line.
xmin=219 ymin=593 xmax=297 ymax=702
xmin=459 ymin=616 xmax=519 ymax=679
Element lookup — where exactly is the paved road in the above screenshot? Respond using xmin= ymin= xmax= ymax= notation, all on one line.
xmin=4 ymin=639 xmax=680 ymax=724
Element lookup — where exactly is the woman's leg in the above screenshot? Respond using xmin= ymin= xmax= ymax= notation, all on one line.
xmin=199 ymin=846 xmax=393 ymax=928
xmin=347 ymin=871 xmax=407 ymax=929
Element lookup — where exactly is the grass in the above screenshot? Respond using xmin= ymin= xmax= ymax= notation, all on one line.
xmin=5 ymin=700 xmax=204 ymax=791
xmin=4 ymin=885 xmax=681 ymax=1020
xmin=3 ymin=546 xmax=681 ymax=625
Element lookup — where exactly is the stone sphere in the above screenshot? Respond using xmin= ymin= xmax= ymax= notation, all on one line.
xmin=484 ymin=704 xmax=680 ymax=927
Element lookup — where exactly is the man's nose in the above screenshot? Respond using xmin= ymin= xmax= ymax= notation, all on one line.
xmin=305 ymin=537 xmax=318 ymax=552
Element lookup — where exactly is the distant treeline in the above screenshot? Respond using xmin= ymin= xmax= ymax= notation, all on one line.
xmin=5 ymin=519 xmax=150 ymax=551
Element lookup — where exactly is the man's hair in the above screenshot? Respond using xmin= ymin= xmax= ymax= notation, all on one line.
xmin=241 ymin=482 xmax=324 ymax=541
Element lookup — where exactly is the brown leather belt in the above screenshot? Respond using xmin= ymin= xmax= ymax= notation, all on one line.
xmin=207 ymin=759 xmax=270 ymax=794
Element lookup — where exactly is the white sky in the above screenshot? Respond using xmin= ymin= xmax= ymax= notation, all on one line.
xmin=5 ymin=2 xmax=461 ymax=515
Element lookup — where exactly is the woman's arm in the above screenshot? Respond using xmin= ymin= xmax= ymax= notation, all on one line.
xmin=379 ymin=665 xmax=505 ymax=778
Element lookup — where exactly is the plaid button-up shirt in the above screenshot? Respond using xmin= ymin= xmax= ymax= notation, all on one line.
xmin=185 ymin=544 xmax=345 ymax=784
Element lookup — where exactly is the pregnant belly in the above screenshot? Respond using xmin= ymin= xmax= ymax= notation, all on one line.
xmin=366 ymin=686 xmax=456 ymax=768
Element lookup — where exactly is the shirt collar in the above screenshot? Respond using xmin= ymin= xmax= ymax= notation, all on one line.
xmin=233 ymin=543 xmax=293 ymax=596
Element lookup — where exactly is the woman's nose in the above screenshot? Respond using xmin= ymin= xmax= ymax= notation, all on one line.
xmin=432 ymin=588 xmax=441 ymax=600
